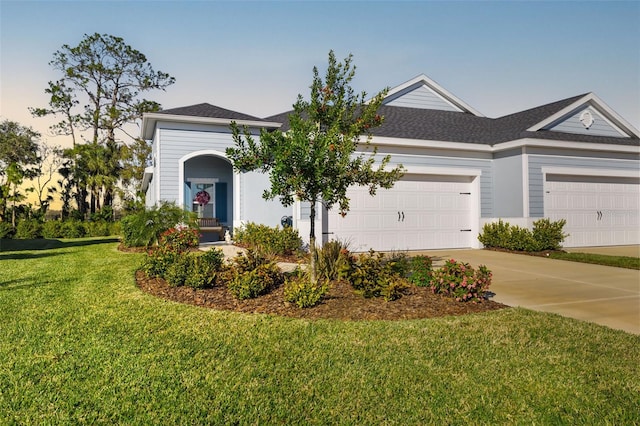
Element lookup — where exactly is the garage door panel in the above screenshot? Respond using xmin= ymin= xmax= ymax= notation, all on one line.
xmin=545 ymin=175 xmax=640 ymax=247
xmin=328 ymin=175 xmax=474 ymax=251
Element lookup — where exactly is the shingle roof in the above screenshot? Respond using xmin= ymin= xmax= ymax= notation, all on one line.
xmin=266 ymin=95 xmax=639 ymax=146
xmin=159 ymin=103 xmax=266 ymax=122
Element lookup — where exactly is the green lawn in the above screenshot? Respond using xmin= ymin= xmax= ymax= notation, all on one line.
xmin=1 ymin=238 xmax=639 ymax=424
xmin=550 ymin=251 xmax=640 ymax=270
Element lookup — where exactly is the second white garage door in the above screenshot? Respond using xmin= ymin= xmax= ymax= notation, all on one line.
xmin=544 ymin=174 xmax=640 ymax=247
xmin=327 ymin=174 xmax=475 ymax=251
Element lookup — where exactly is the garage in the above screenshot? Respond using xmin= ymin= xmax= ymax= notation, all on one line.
xmin=327 ymin=174 xmax=476 ymax=251
xmin=544 ymin=174 xmax=640 ymax=247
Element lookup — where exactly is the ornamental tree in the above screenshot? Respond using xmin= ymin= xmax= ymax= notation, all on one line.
xmin=227 ymin=51 xmax=404 ymax=281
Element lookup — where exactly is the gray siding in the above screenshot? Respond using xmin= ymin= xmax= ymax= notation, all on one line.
xmin=493 ymin=150 xmax=523 ymax=217
xmin=377 ymin=153 xmax=493 ymax=217
xmin=156 ymin=126 xmax=289 ymax=226
xmin=240 ymin=171 xmax=291 ymax=226
xmin=384 ymin=83 xmax=462 ymax=112
xmin=158 ymin=128 xmax=237 ymax=203
xmin=549 ymin=106 xmax=625 ymax=137
xmin=528 ymin=154 xmax=640 ymax=217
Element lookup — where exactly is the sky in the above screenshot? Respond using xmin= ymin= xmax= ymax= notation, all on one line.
xmin=1 ymin=0 xmax=639 ymax=150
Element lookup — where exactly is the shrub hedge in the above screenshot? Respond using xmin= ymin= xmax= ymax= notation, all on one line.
xmin=478 ymin=218 xmax=567 ymax=252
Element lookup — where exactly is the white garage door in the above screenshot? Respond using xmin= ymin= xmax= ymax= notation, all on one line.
xmin=327 ymin=174 xmax=474 ymax=251
xmin=544 ymin=175 xmax=640 ymax=247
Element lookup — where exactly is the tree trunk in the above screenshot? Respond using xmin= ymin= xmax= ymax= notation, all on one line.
xmin=309 ymin=201 xmax=317 ymax=284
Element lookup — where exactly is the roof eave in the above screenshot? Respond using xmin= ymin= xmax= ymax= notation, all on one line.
xmin=141 ymin=113 xmax=282 ymax=140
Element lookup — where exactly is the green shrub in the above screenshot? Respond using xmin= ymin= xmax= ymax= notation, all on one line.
xmin=85 ymin=220 xmax=111 ymax=237
xmin=0 ymin=222 xmax=15 ymax=239
xmin=229 ymin=249 xmax=270 ymax=274
xmin=408 ymin=255 xmax=433 ymax=287
xmin=121 ymin=202 xmax=196 ymax=248
xmin=228 ymin=262 xmax=282 ymax=300
xmin=42 ymin=220 xmax=63 ymax=238
xmin=61 ymin=220 xmax=86 ymax=238
xmin=164 ymin=253 xmax=192 ymax=287
xmin=142 ymin=245 xmax=178 ymax=278
xmin=478 ymin=218 xmax=568 ymax=252
xmin=478 ymin=219 xmax=511 ymax=248
xmin=284 ymin=269 xmax=328 ymax=308
xmin=163 ymin=251 xmax=222 ymax=289
xmin=532 ymin=218 xmax=567 ymax=251
xmin=15 ymin=219 xmax=42 ymax=239
xmin=340 ymin=250 xmax=408 ymax=301
xmin=431 ymin=259 xmax=492 ymax=302
xmin=315 ymin=239 xmax=350 ymax=281
xmin=234 ymin=222 xmax=302 ymax=256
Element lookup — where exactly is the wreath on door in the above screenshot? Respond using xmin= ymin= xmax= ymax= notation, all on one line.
xmin=194 ymin=190 xmax=211 ymax=205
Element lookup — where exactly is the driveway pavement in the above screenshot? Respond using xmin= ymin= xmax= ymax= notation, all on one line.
xmin=421 ymin=248 xmax=640 ymax=335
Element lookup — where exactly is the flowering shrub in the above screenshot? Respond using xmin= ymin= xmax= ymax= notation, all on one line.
xmin=431 ymin=259 xmax=492 ymax=302
xmin=142 ymin=227 xmax=201 ymax=279
xmin=159 ymin=227 xmax=200 ymax=251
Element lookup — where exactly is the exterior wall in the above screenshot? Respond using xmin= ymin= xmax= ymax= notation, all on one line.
xmin=383 ymin=84 xmax=462 ymax=112
xmin=548 ymin=106 xmax=626 ymax=137
xmin=153 ymin=124 xmax=289 ymax=228
xmin=238 ymin=171 xmax=291 ymax=228
xmin=493 ymin=149 xmax=523 ymax=217
xmin=527 ymin=147 xmax=640 ymax=217
xmin=157 ymin=126 xmax=237 ymax=203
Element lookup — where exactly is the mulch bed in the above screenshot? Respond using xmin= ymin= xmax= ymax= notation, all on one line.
xmin=135 ymin=270 xmax=507 ymax=321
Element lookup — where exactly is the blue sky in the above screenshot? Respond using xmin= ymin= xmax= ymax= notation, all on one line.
xmin=1 ymin=0 xmax=639 ymax=148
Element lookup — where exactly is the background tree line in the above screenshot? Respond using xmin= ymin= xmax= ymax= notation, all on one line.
xmin=1 ymin=33 xmax=174 ymax=231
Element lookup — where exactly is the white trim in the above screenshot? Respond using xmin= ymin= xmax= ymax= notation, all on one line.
xmin=541 ymin=166 xmax=640 ymax=179
xmin=379 ymin=74 xmax=484 ymax=117
xmin=233 ymin=171 xmax=242 ymax=230
xmin=402 ymin=165 xmax=482 ymax=177
xmin=366 ymin=136 xmax=494 ymax=152
xmin=142 ymin=113 xmax=282 ymax=140
xmin=522 ymin=148 xmax=529 ymax=217
xmin=186 ymin=178 xmax=219 ymax=184
xmin=492 ymin=138 xmax=640 ymax=154
xmin=526 ymin=93 xmax=640 ymax=138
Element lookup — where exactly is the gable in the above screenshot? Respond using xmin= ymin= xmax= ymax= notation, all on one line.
xmin=546 ymin=105 xmax=628 ymax=137
xmin=527 ymin=93 xmax=639 ymax=139
xmin=381 ymin=74 xmax=484 ymax=116
xmin=383 ymin=82 xmax=464 ymax=112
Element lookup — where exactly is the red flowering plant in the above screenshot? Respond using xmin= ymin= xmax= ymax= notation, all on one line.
xmin=159 ymin=227 xmax=200 ymax=252
xmin=430 ymin=259 xmax=492 ymax=302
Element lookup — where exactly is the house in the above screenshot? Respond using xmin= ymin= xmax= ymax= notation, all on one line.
xmin=141 ymin=74 xmax=640 ymax=250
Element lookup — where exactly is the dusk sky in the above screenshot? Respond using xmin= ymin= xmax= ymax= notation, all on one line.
xmin=1 ymin=0 xmax=639 ymax=149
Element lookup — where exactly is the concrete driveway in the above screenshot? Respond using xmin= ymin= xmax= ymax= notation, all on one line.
xmin=421 ymin=248 xmax=640 ymax=335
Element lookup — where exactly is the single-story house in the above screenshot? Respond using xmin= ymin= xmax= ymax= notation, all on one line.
xmin=141 ymin=74 xmax=640 ymax=251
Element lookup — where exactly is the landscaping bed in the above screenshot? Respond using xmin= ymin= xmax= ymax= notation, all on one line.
xmin=136 ymin=270 xmax=506 ymax=320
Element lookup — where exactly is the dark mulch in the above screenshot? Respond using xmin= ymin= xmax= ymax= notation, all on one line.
xmin=135 ymin=271 xmax=508 ymax=321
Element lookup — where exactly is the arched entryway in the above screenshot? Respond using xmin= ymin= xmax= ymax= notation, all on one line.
xmin=179 ymin=151 xmax=234 ymax=242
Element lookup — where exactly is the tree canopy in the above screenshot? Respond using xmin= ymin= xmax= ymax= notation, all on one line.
xmin=0 ymin=120 xmax=41 ymax=224
xmin=31 ymin=33 xmax=175 ymax=214
xmin=227 ymin=51 xmax=404 ymax=280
